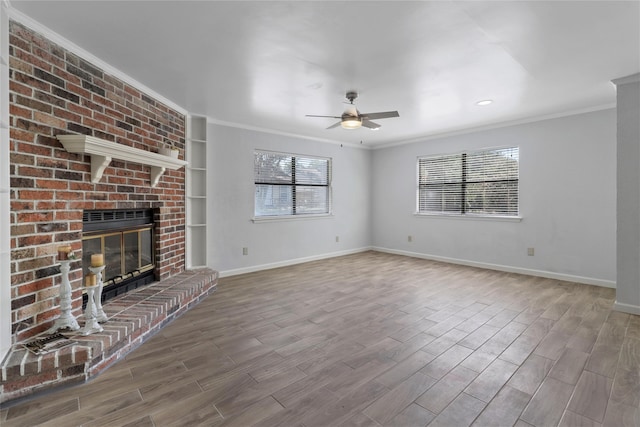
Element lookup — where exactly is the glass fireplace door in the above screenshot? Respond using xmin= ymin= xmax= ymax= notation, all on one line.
xmin=82 ymin=227 xmax=154 ymax=284
xmin=104 ymin=233 xmax=122 ymax=281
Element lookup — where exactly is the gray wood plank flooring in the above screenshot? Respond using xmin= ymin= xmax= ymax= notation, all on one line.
xmin=2 ymin=251 xmax=639 ymax=426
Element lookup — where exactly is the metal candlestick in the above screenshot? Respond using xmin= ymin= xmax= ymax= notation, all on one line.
xmin=80 ymin=285 xmax=103 ymax=335
xmin=89 ymin=265 xmax=108 ymax=323
xmin=45 ymin=260 xmax=80 ymax=334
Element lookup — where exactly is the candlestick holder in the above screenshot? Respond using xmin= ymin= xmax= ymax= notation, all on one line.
xmin=45 ymin=260 xmax=80 ymax=334
xmin=89 ymin=265 xmax=108 ymax=323
xmin=80 ymin=285 xmax=103 ymax=335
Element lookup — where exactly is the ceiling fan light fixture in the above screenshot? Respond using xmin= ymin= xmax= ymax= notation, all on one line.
xmin=341 ymin=117 xmax=362 ymax=129
xmin=307 ymin=91 xmax=398 ymax=131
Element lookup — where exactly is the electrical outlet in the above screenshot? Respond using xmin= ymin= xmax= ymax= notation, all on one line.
xmin=335 ymin=236 xmax=340 ymax=243
xmin=527 ymin=247 xmax=534 ymax=256
xmin=408 ymin=235 xmax=413 ymax=242
xmin=242 ymin=247 xmax=248 ymax=256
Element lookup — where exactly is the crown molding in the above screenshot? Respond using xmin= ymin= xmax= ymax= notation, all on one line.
xmin=206 ymin=117 xmax=371 ymax=150
xmin=374 ymin=103 xmax=616 ymax=150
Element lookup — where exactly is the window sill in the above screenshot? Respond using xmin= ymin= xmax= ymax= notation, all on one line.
xmin=414 ymin=213 xmax=522 ymax=222
xmin=252 ymin=214 xmax=334 ymax=223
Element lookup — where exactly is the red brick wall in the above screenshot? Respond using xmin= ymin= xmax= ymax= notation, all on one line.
xmin=9 ymin=21 xmax=187 ymax=342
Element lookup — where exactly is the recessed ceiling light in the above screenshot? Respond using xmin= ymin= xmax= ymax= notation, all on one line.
xmin=476 ymin=100 xmax=493 ymax=106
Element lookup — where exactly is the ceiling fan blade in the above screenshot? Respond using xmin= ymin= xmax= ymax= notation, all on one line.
xmin=326 ymin=121 xmax=342 ymax=129
xmin=306 ymin=114 xmax=342 ymax=119
xmin=361 ymin=111 xmax=399 ymax=120
xmin=361 ymin=120 xmax=381 ymax=130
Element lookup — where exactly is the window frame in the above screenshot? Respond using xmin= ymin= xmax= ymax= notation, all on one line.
xmin=253 ymin=149 xmax=332 ymax=221
xmin=416 ymin=146 xmax=520 ymax=220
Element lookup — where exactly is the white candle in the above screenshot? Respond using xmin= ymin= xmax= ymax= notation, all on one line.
xmin=90 ymin=253 xmax=104 ymax=267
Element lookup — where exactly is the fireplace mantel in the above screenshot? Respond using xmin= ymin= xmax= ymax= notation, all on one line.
xmin=57 ymin=135 xmax=188 ymax=187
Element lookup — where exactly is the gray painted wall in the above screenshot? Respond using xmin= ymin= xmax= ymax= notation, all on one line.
xmin=207 ymin=124 xmax=372 ymax=275
xmin=207 ymin=109 xmax=617 ymax=288
xmin=371 ymin=109 xmax=617 ymax=286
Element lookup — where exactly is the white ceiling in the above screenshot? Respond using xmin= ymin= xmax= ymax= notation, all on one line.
xmin=9 ymin=1 xmax=640 ymax=147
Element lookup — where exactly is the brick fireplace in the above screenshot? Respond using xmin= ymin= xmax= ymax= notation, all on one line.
xmin=1 ymin=20 xmax=219 ymax=404
xmin=8 ymin=20 xmax=187 ymax=343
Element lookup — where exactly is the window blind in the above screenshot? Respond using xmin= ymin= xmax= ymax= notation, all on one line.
xmin=418 ymin=147 xmax=519 ymax=216
xmin=254 ymin=150 xmax=331 ymax=217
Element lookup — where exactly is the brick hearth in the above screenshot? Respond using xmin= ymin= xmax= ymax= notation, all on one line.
xmin=1 ymin=269 xmax=217 ymax=405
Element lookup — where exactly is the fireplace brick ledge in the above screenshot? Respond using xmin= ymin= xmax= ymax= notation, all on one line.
xmin=0 ymin=268 xmax=218 ymax=405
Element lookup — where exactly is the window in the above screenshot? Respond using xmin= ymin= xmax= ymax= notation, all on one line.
xmin=254 ymin=150 xmax=331 ymax=217
xmin=418 ymin=147 xmax=519 ymax=217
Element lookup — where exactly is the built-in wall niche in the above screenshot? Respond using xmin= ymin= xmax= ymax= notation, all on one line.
xmin=189 ymin=137 xmax=207 ymax=169
xmin=186 ymin=116 xmax=208 ymax=268
xmin=188 ymin=198 xmax=207 ymax=225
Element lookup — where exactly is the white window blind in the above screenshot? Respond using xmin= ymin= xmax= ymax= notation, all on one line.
xmin=418 ymin=147 xmax=519 ymax=216
xmin=254 ymin=150 xmax=331 ymax=217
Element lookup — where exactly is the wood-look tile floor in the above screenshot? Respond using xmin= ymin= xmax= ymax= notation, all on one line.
xmin=2 ymin=251 xmax=639 ymax=427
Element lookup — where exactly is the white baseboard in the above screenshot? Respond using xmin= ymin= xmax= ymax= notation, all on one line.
xmin=219 ymin=246 xmax=617 ymax=290
xmin=613 ymin=301 xmax=640 ymax=315
xmin=372 ymin=247 xmax=617 ymax=289
xmin=219 ymin=247 xmax=373 ymax=278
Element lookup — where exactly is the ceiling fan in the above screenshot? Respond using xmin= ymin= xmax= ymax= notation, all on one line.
xmin=306 ymin=91 xmax=399 ymax=130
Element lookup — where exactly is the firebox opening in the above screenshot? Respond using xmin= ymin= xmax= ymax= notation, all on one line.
xmin=82 ymin=209 xmax=157 ymax=308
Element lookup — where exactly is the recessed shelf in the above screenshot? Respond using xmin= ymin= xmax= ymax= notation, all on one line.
xmin=57 ymin=134 xmax=187 ymax=187
xmin=190 ymin=118 xmax=207 ymax=141
xmin=188 ymin=141 xmax=207 ymax=169
xmin=186 ymin=116 xmax=207 ymax=269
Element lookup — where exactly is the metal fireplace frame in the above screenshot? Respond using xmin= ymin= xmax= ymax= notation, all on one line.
xmin=82 ymin=209 xmax=157 ymax=307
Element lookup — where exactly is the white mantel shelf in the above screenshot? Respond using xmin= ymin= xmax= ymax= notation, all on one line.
xmin=57 ymin=135 xmax=188 ymax=187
